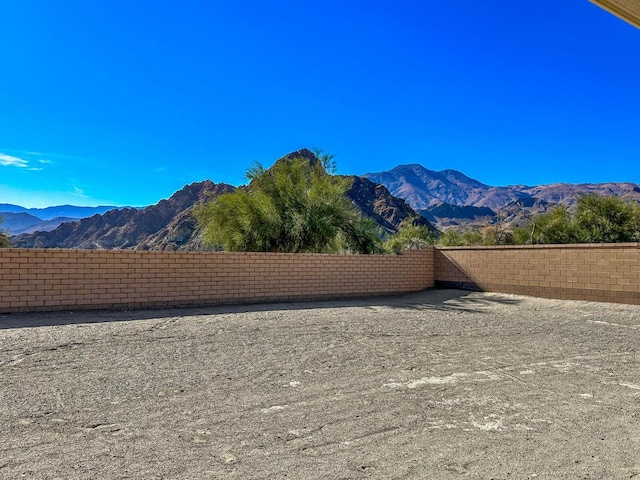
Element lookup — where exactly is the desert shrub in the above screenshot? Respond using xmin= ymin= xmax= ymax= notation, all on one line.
xmin=437 ymin=228 xmax=484 ymax=246
xmin=384 ymin=218 xmax=436 ymax=253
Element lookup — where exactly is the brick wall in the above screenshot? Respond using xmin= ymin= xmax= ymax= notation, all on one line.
xmin=3 ymin=244 xmax=639 ymax=313
xmin=435 ymin=244 xmax=640 ymax=305
xmin=0 ymin=248 xmax=435 ymax=313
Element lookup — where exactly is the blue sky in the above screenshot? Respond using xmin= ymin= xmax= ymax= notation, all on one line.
xmin=1 ymin=1 xmax=639 ymax=208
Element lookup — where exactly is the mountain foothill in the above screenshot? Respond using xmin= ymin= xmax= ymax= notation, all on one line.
xmin=4 ymin=150 xmax=640 ymax=249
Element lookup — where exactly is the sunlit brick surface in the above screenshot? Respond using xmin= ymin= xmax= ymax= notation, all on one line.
xmin=3 ymin=244 xmax=639 ymax=313
xmin=0 ymin=248 xmax=435 ymax=313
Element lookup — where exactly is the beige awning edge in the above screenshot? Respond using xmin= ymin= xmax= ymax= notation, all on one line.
xmin=590 ymin=0 xmax=640 ymax=29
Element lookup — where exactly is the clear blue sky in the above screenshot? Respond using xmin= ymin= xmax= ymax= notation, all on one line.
xmin=1 ymin=1 xmax=639 ymax=208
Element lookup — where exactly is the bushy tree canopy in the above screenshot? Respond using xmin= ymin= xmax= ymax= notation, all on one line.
xmin=195 ymin=156 xmax=381 ymax=253
xmin=515 ymin=194 xmax=640 ymax=244
xmin=384 ymin=218 xmax=436 ymax=253
xmin=437 ymin=228 xmax=485 ymax=246
xmin=0 ymin=216 xmax=11 ymax=248
xmin=515 ymin=205 xmax=576 ymax=244
xmin=573 ymin=194 xmax=639 ymax=243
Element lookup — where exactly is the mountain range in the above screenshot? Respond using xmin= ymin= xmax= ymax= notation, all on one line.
xmin=10 ymin=149 xmax=433 ymax=250
xmin=0 ymin=204 xmax=123 ymax=236
xmin=364 ymin=164 xmax=640 ymax=228
xmin=6 ymin=152 xmax=640 ymax=248
xmin=0 ymin=203 xmax=121 ymax=220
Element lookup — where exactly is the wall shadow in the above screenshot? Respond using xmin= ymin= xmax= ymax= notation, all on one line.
xmin=0 ymin=288 xmax=521 ymax=330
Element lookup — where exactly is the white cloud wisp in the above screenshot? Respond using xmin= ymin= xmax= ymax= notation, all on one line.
xmin=0 ymin=153 xmax=29 ymax=168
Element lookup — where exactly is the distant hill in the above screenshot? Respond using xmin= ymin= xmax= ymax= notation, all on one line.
xmin=0 ymin=212 xmax=45 ymax=234
xmin=365 ymin=164 xmax=640 ymax=210
xmin=0 ymin=204 xmax=125 ymax=236
xmin=520 ymin=183 xmax=640 ymax=207
xmin=12 ymin=149 xmax=435 ymax=250
xmin=0 ymin=212 xmax=79 ymax=235
xmin=11 ymin=181 xmax=236 ymax=250
xmin=363 ymin=164 xmax=532 ymax=210
xmin=364 ymin=164 xmax=640 ymax=229
xmin=0 ymin=203 xmax=121 ymax=220
xmin=418 ymin=203 xmax=496 ymax=228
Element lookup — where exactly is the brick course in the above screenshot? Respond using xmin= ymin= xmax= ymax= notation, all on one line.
xmin=0 ymin=248 xmax=435 ymax=313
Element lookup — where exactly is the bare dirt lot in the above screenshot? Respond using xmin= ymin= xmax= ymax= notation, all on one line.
xmin=1 ymin=289 xmax=639 ymax=479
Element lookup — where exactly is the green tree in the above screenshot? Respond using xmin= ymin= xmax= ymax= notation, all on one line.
xmin=437 ymin=228 xmax=484 ymax=246
xmin=513 ymin=226 xmax=533 ymax=245
xmin=573 ymin=194 xmax=639 ymax=243
xmin=195 ymin=155 xmax=381 ymax=253
xmin=632 ymin=202 xmax=640 ymax=241
xmin=514 ymin=205 xmax=576 ymax=244
xmin=384 ymin=218 xmax=436 ymax=253
xmin=0 ymin=216 xmax=10 ymax=248
xmin=513 ymin=194 xmax=640 ymax=244
xmin=312 ymin=148 xmax=337 ymax=174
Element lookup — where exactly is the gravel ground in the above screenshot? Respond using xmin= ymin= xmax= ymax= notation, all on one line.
xmin=1 ymin=289 xmax=639 ymax=479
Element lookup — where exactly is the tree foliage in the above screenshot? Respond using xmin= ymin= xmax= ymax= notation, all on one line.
xmin=573 ymin=194 xmax=639 ymax=243
xmin=513 ymin=205 xmax=576 ymax=244
xmin=437 ymin=228 xmax=484 ymax=246
xmin=195 ymin=156 xmax=381 ymax=253
xmin=312 ymin=148 xmax=337 ymax=174
xmin=515 ymin=195 xmax=640 ymax=244
xmin=384 ymin=218 xmax=436 ymax=253
xmin=0 ymin=216 xmax=10 ymax=248
xmin=436 ymin=194 xmax=640 ymax=246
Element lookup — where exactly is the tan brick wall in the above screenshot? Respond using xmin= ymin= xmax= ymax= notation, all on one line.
xmin=435 ymin=244 xmax=640 ymax=305
xmin=5 ymin=244 xmax=638 ymax=313
xmin=0 ymin=248 xmax=435 ymax=313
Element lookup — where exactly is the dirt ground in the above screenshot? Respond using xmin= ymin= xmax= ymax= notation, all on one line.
xmin=1 ymin=289 xmax=639 ymax=479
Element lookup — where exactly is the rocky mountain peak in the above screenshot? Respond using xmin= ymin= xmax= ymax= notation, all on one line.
xmin=365 ymin=163 xmax=640 ymax=230
xmin=276 ymin=148 xmax=319 ymax=165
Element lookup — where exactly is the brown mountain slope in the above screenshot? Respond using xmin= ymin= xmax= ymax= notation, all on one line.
xmin=345 ymin=176 xmax=436 ymax=234
xmin=12 ymin=181 xmax=236 ymax=250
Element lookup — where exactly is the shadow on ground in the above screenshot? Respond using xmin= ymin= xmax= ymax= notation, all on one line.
xmin=0 ymin=288 xmax=522 ymax=330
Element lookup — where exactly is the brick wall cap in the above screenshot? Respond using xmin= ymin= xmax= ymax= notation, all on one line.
xmin=436 ymin=243 xmax=640 ymax=251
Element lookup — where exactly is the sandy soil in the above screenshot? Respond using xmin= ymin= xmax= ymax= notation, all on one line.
xmin=1 ymin=289 xmax=639 ymax=479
